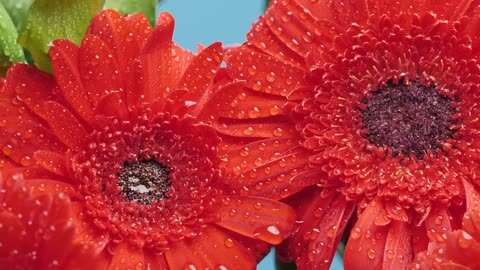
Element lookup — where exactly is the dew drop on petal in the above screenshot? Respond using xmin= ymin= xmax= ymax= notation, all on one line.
xmin=243 ymin=127 xmax=255 ymax=136
xmin=184 ymin=264 xmax=197 ymax=270
xmin=20 ymin=156 xmax=33 ymax=166
xmin=248 ymin=107 xmax=261 ymax=118
xmin=253 ymin=202 xmax=263 ymax=209
xmin=367 ymin=249 xmax=376 ymax=259
xmin=247 ymin=66 xmax=257 ymax=76
xmin=224 ymin=238 xmax=234 ymax=248
xmin=351 ymin=227 xmax=362 ymax=239
xmin=386 ymin=249 xmax=394 ymax=259
xmin=457 ymin=231 xmax=474 ymax=249
xmin=37 ymin=184 xmax=46 ymax=192
xmin=253 ymin=225 xmax=283 ymax=244
xmin=266 ymin=72 xmax=276 ymax=82
xmin=222 ymin=197 xmax=231 ymax=206
xmin=2 ymin=144 xmax=13 ymax=155
xmin=228 ymin=209 xmax=237 ymax=217
xmin=269 ymin=105 xmax=280 ymax=115
xmin=272 ymin=127 xmax=283 ymax=137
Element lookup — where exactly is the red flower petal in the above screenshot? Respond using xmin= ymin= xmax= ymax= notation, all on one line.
xmin=144 ymin=251 xmax=169 ymax=270
xmin=176 ymin=42 xmax=223 ymax=116
xmin=87 ymin=10 xmax=144 ymax=75
xmin=33 ymin=150 xmax=68 ymax=176
xmin=294 ymin=0 xmax=369 ymax=25
xmin=245 ymin=16 xmax=305 ymax=68
xmin=71 ymin=203 xmax=110 ymax=254
xmin=264 ymin=0 xmax=318 ymax=58
xmin=140 ymin=12 xmax=193 ymax=103
xmin=382 ymin=221 xmax=412 ymax=269
xmin=109 ymin=242 xmax=144 ymax=270
xmin=344 ymin=198 xmax=389 ymax=270
xmin=462 ymin=179 xmax=480 ymax=238
xmin=41 ymin=101 xmax=88 ymax=151
xmin=226 ymin=47 xmax=305 ymax=97
xmin=217 ymin=119 xmax=298 ymax=139
xmin=208 ymin=85 xmax=289 ymax=121
xmin=279 ymin=189 xmax=355 ymax=268
xmin=25 ymin=179 xmax=76 ymax=196
xmin=215 ymin=196 xmax=296 ymax=245
xmin=165 ymin=225 xmax=256 ymax=270
xmin=124 ymin=13 xmax=152 ymax=49
xmin=50 ymin=40 xmax=95 ymax=123
xmin=6 ymin=64 xmax=60 ymax=116
xmin=424 ymin=207 xmax=453 ymax=242
xmin=224 ymin=144 xmax=311 ymax=199
xmin=79 ymin=34 xmax=125 ymax=112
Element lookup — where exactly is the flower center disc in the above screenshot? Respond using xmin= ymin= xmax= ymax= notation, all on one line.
xmin=362 ymin=80 xmax=455 ymax=158
xmin=117 ymin=159 xmax=171 ymax=205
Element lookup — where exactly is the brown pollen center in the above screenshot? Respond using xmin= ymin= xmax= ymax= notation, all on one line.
xmin=361 ymin=80 xmax=456 ymax=158
xmin=117 ymin=159 xmax=171 ymax=205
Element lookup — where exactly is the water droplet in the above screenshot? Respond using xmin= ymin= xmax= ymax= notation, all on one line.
xmin=367 ymin=249 xmax=376 ymax=259
xmin=20 ymin=156 xmax=33 ymax=166
xmin=243 ymin=127 xmax=255 ymax=136
xmin=272 ymin=127 xmax=283 ymax=137
xmin=386 ymin=249 xmax=394 ymax=259
xmin=253 ymin=225 xmax=283 ymax=244
xmin=327 ymin=225 xmax=337 ymax=238
xmin=252 ymin=81 xmax=262 ymax=91
xmin=351 ymin=227 xmax=362 ymax=239
xmin=2 ymin=144 xmax=13 ymax=155
xmin=237 ymin=92 xmax=247 ymax=100
xmin=248 ymin=107 xmax=261 ymax=118
xmin=240 ymin=147 xmax=249 ymax=157
xmin=224 ymin=238 xmax=234 ymax=248
xmin=434 ymin=215 xmax=443 ymax=225
xmin=266 ymin=72 xmax=276 ymax=82
xmin=247 ymin=66 xmax=257 ymax=75
xmin=457 ymin=231 xmax=474 ymax=249
xmin=222 ymin=197 xmax=231 ymax=206
xmin=228 ymin=209 xmax=237 ymax=217
xmin=254 ymin=202 xmax=263 ymax=209
xmin=37 ymin=184 xmax=46 ymax=192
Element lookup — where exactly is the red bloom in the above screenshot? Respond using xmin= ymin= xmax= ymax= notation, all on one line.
xmin=0 ymin=10 xmax=296 ymax=269
xmin=0 ymin=170 xmax=101 ymax=270
xmin=217 ymin=0 xmax=480 ymax=269
xmin=412 ymin=181 xmax=480 ymax=270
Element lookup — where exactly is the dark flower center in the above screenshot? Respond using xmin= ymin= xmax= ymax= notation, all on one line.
xmin=361 ymin=80 xmax=455 ymax=158
xmin=117 ymin=159 xmax=171 ymax=205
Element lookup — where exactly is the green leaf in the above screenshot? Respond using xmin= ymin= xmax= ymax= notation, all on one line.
xmin=0 ymin=0 xmax=35 ymax=31
xmin=17 ymin=0 xmax=105 ymax=72
xmin=0 ymin=3 xmax=25 ymax=76
xmin=104 ymin=0 xmax=157 ymax=26
xmin=265 ymin=0 xmax=271 ymax=11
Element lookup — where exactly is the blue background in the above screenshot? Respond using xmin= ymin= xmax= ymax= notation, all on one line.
xmin=157 ymin=1 xmax=344 ymax=269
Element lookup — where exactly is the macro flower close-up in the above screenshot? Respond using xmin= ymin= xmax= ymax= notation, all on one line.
xmin=411 ymin=180 xmax=480 ymax=270
xmin=0 ymin=171 xmax=100 ymax=270
xmin=216 ymin=0 xmax=480 ymax=269
xmin=0 ymin=7 xmax=297 ymax=269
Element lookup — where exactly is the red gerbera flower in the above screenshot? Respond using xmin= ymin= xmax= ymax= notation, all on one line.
xmin=0 ymin=170 xmax=101 ymax=270
xmin=215 ymin=0 xmax=480 ymax=269
xmin=0 ymin=10 xmax=296 ymax=269
xmin=411 ymin=181 xmax=480 ymax=270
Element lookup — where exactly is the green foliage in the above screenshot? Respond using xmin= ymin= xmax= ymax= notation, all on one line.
xmin=104 ymin=0 xmax=157 ymax=26
xmin=0 ymin=2 xmax=25 ymax=76
xmin=0 ymin=0 xmax=34 ymax=31
xmin=17 ymin=0 xmax=105 ymax=72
